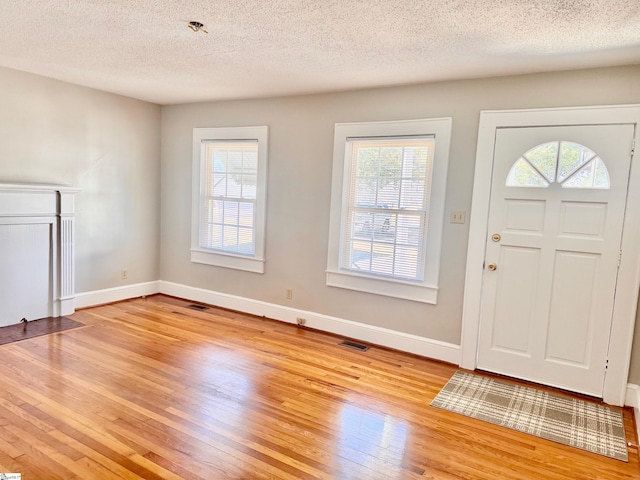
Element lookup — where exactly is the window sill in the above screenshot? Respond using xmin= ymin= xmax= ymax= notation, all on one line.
xmin=191 ymin=249 xmax=265 ymax=274
xmin=326 ymin=269 xmax=438 ymax=304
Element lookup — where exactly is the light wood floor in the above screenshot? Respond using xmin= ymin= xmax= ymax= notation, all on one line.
xmin=0 ymin=295 xmax=637 ymax=479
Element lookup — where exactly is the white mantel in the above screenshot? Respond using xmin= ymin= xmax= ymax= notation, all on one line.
xmin=0 ymin=183 xmax=78 ymax=324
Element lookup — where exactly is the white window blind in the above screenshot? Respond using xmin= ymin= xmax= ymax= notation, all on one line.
xmin=326 ymin=118 xmax=451 ymax=304
xmin=200 ymin=140 xmax=258 ymax=255
xmin=191 ymin=126 xmax=268 ymax=274
xmin=342 ymin=137 xmax=434 ymax=280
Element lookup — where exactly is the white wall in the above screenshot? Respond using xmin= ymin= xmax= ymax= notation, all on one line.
xmin=0 ymin=66 xmax=161 ymax=293
xmin=160 ymin=65 xmax=640 ymax=358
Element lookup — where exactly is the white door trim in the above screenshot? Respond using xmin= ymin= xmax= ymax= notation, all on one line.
xmin=461 ymin=105 xmax=640 ymax=406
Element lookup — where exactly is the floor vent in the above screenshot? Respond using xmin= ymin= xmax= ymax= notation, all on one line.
xmin=339 ymin=340 xmax=370 ymax=352
xmin=187 ymin=304 xmax=209 ymax=311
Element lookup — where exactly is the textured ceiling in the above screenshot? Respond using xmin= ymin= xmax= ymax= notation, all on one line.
xmin=0 ymin=1 xmax=639 ymax=105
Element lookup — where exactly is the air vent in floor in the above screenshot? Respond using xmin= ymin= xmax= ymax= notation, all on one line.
xmin=187 ymin=304 xmax=209 ymax=311
xmin=339 ymin=340 xmax=370 ymax=351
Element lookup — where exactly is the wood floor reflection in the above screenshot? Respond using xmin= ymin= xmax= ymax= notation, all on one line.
xmin=0 ymin=294 xmax=636 ymax=479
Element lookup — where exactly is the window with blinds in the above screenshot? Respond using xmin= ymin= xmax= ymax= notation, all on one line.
xmin=326 ymin=118 xmax=451 ymax=304
xmin=191 ymin=126 xmax=268 ymax=273
xmin=342 ymin=137 xmax=434 ymax=280
xmin=201 ymin=140 xmax=258 ymax=255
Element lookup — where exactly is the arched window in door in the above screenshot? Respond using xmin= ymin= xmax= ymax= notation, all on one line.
xmin=506 ymin=141 xmax=610 ymax=189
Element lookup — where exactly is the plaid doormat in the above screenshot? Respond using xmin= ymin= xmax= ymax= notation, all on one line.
xmin=431 ymin=370 xmax=628 ymax=461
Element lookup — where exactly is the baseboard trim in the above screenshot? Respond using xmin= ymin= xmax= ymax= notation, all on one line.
xmin=626 ymin=383 xmax=640 ymax=440
xmin=75 ymin=281 xmax=160 ymax=309
xmin=159 ymin=281 xmax=460 ymax=364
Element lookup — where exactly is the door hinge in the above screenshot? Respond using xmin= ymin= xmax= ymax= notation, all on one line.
xmin=632 ymin=139 xmax=636 ymax=157
xmin=618 ymin=249 xmax=623 ymax=267
xmin=605 ymin=358 xmax=609 ymax=370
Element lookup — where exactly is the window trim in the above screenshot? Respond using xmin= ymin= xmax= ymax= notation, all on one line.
xmin=326 ymin=118 xmax=452 ymax=304
xmin=191 ymin=126 xmax=268 ymax=274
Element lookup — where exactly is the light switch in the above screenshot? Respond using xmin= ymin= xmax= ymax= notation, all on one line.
xmin=450 ymin=210 xmax=466 ymax=224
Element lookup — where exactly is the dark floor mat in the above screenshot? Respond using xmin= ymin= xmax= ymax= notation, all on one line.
xmin=0 ymin=317 xmax=84 ymax=345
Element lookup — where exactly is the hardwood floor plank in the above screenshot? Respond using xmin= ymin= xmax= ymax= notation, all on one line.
xmin=0 ymin=294 xmax=636 ymax=479
xmin=2 ymin=424 xmax=77 ymax=479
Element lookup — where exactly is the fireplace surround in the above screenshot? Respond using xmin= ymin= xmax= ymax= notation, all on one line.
xmin=0 ymin=184 xmax=77 ymax=326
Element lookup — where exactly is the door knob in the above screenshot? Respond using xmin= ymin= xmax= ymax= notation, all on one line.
xmin=487 ymin=262 xmax=497 ymax=271
xmin=492 ymin=233 xmax=501 ymax=242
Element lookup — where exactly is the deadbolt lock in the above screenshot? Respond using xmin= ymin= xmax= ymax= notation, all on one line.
xmin=487 ymin=263 xmax=497 ymax=271
xmin=491 ymin=233 xmax=501 ymax=242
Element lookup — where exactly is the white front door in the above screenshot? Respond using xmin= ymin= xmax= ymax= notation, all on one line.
xmin=477 ymin=124 xmax=634 ymax=397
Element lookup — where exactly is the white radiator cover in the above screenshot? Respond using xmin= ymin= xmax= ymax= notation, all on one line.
xmin=0 ymin=184 xmax=78 ymax=326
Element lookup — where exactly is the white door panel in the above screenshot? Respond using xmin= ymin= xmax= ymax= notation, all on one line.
xmin=490 ymin=246 xmax=539 ymax=355
xmin=477 ymin=124 xmax=634 ymax=396
xmin=0 ymin=223 xmax=52 ymax=326
xmin=545 ymin=250 xmax=598 ymax=365
xmin=503 ymin=199 xmax=546 ymax=233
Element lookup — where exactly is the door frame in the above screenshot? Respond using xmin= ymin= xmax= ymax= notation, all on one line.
xmin=461 ymin=105 xmax=640 ymax=406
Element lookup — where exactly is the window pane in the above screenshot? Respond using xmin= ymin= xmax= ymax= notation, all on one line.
xmin=211 ymin=149 xmax=226 ymax=172
xmin=557 ymin=142 xmax=596 ymax=182
xmin=394 ymin=246 xmax=419 ymax=278
xmin=379 ymin=147 xmax=403 ymax=179
xmin=224 ymin=226 xmax=238 ymax=250
xmin=396 ymin=214 xmax=422 ymax=247
xmin=593 ymin=158 xmax=610 ymax=188
xmin=205 ymin=141 xmax=259 ymax=201
xmin=506 ymin=157 xmax=549 ymax=187
xmin=377 ymin=185 xmax=400 ymax=209
xmin=209 ymin=224 xmax=223 ymax=249
xmin=562 ymin=157 xmax=610 ymax=189
xmin=349 ymin=239 xmax=372 ymax=271
xmin=523 ymin=142 xmax=558 ymax=182
xmin=238 ymin=202 xmax=254 ymax=227
xmin=354 ymin=178 xmax=378 ymax=207
xmin=372 ymin=212 xmax=395 ymax=241
xmin=370 ymin=242 xmax=394 ymax=275
xmin=223 ymin=201 xmax=239 ymax=225
xmin=241 ymin=175 xmax=257 ymax=199
xmin=355 ymin=147 xmax=381 ymax=177
xmin=242 ymin=152 xmax=258 ymax=173
xmin=212 ymin=173 xmax=226 ymax=197
xmin=226 ymin=176 xmax=241 ymax=197
xmin=352 ymin=211 xmax=374 ymax=239
xmin=342 ymin=136 xmax=433 ymax=281
xmin=210 ymin=200 xmax=223 ymax=223
xmin=407 ymin=146 xmax=429 ymax=178
xmin=228 ymin=151 xmax=243 ymax=175
xmin=238 ymin=227 xmax=255 ymax=255
xmin=399 ymin=179 xmax=424 ymax=210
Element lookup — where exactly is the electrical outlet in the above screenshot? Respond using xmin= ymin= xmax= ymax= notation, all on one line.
xmin=450 ymin=210 xmax=466 ymax=224
xmin=286 ymin=288 xmax=293 ymax=300
xmin=296 ymin=317 xmax=306 ymax=326
xmin=121 ymin=269 xmax=128 ymax=280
